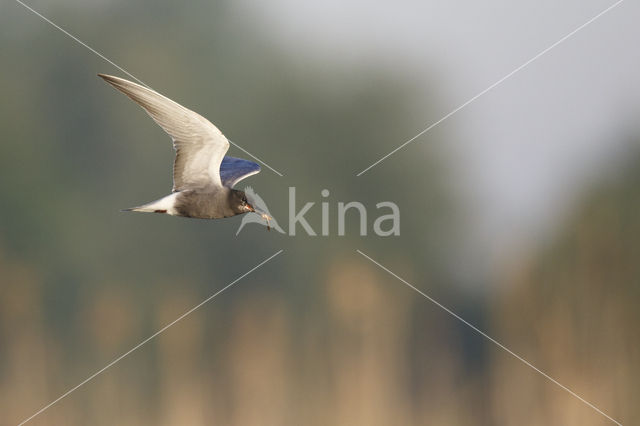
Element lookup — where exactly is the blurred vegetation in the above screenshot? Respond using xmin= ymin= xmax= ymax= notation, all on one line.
xmin=490 ymin=151 xmax=640 ymax=425
xmin=0 ymin=1 xmax=636 ymax=425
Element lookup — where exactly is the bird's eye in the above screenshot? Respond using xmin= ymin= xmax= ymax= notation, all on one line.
xmin=242 ymin=197 xmax=247 ymax=204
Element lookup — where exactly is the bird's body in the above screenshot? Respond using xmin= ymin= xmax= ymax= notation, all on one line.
xmin=125 ymin=188 xmax=246 ymax=219
xmin=175 ymin=189 xmax=237 ymax=219
xmin=99 ymin=74 xmax=261 ymax=220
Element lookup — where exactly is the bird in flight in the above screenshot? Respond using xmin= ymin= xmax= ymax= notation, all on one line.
xmin=99 ymin=74 xmax=271 ymax=224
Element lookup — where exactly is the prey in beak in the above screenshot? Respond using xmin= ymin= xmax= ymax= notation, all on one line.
xmin=242 ymin=188 xmax=277 ymax=231
xmin=261 ymin=213 xmax=272 ymax=231
xmin=243 ymin=202 xmax=271 ymax=230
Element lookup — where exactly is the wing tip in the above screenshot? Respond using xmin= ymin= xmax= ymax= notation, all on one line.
xmin=98 ymin=73 xmax=115 ymax=82
xmin=98 ymin=73 xmax=141 ymax=91
xmin=98 ymin=73 xmax=125 ymax=90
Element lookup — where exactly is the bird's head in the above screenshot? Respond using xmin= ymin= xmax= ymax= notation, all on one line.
xmin=230 ymin=189 xmax=255 ymax=214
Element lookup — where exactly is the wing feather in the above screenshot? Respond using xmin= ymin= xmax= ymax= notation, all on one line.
xmin=219 ymin=156 xmax=261 ymax=188
xmin=99 ymin=74 xmax=229 ymax=190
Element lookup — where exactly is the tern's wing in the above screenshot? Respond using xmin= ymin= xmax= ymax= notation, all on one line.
xmin=219 ymin=156 xmax=261 ymax=188
xmin=99 ymin=74 xmax=229 ymax=190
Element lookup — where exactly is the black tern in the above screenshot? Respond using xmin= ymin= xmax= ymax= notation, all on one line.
xmin=99 ymin=74 xmax=271 ymax=223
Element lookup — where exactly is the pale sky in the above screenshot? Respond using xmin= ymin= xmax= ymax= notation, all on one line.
xmin=238 ymin=0 xmax=639 ymax=267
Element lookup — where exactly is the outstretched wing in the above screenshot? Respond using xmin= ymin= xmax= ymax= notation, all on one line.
xmin=219 ymin=156 xmax=261 ymax=188
xmin=99 ymin=74 xmax=229 ymax=191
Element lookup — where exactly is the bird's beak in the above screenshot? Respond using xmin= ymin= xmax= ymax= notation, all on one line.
xmin=245 ymin=203 xmax=255 ymax=212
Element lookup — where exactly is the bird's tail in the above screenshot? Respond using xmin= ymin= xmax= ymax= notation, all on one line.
xmin=121 ymin=193 xmax=178 ymax=215
xmin=121 ymin=206 xmax=167 ymax=214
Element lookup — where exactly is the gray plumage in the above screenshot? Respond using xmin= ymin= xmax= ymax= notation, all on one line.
xmin=174 ymin=189 xmax=248 ymax=219
xmin=99 ymin=74 xmax=260 ymax=219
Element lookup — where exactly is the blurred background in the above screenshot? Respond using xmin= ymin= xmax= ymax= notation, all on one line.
xmin=1 ymin=0 xmax=638 ymax=424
